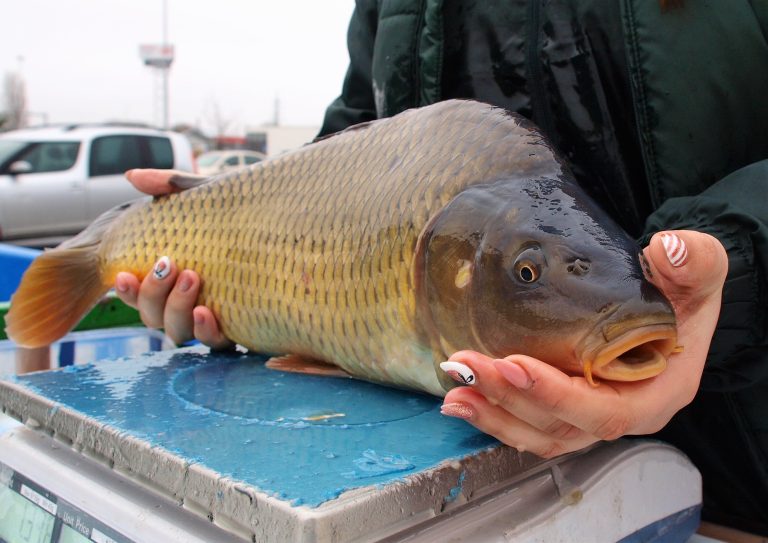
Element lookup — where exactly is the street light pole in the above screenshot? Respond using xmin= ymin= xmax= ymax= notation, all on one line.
xmin=138 ymin=1 xmax=174 ymax=129
xmin=162 ymin=0 xmax=169 ymax=129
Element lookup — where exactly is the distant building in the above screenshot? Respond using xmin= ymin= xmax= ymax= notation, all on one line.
xmin=204 ymin=125 xmax=319 ymax=157
xmin=215 ymin=135 xmax=249 ymax=151
xmin=245 ymin=125 xmax=319 ymax=157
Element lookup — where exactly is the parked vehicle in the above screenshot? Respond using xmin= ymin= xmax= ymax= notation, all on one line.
xmin=196 ymin=150 xmax=266 ymax=176
xmin=0 ymin=124 xmax=194 ymax=244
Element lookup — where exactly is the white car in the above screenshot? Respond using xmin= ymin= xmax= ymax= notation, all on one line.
xmin=0 ymin=124 xmax=194 ymax=244
xmin=196 ymin=150 xmax=266 ymax=176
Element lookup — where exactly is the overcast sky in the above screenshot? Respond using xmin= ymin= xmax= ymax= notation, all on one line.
xmin=1 ymin=1 xmax=354 ymax=135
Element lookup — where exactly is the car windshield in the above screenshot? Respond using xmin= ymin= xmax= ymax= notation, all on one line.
xmin=13 ymin=141 xmax=81 ymax=173
xmin=197 ymin=152 xmax=224 ymax=167
xmin=0 ymin=140 xmax=29 ymax=169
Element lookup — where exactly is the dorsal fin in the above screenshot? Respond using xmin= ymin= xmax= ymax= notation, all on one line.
xmin=311 ymin=118 xmax=382 ymax=144
xmin=168 ymin=172 xmax=212 ymax=191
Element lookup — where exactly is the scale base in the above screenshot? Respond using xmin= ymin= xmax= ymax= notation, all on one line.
xmin=1 ymin=349 xmax=703 ymax=541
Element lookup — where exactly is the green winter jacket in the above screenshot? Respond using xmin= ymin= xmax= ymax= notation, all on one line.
xmin=320 ymin=0 xmax=768 ymax=534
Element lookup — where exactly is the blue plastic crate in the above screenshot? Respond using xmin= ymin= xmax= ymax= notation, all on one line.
xmin=0 ymin=327 xmax=173 ymax=378
xmin=0 ymin=244 xmax=40 ymax=302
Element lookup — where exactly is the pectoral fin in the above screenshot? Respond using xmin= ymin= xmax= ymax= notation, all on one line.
xmin=265 ymin=354 xmax=352 ymax=378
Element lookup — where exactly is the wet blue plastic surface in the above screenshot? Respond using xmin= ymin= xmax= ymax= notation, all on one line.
xmin=11 ymin=348 xmax=498 ymax=507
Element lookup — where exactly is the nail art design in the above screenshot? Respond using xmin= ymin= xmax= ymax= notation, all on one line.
xmin=440 ymin=402 xmax=474 ymax=420
xmin=661 ymin=233 xmax=688 ymax=267
xmin=153 ymin=256 xmax=171 ymax=280
xmin=439 ymin=361 xmax=476 ymax=385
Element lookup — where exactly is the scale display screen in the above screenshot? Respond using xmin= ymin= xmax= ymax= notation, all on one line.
xmin=0 ymin=462 xmax=127 ymax=543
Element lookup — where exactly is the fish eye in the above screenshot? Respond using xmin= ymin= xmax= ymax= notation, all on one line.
xmin=511 ymin=245 xmax=544 ymax=284
xmin=515 ymin=260 xmax=539 ymax=283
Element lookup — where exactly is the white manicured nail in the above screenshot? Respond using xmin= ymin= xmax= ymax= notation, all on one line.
xmin=153 ymin=256 xmax=171 ymax=280
xmin=661 ymin=233 xmax=688 ymax=267
xmin=440 ymin=361 xmax=476 ymax=385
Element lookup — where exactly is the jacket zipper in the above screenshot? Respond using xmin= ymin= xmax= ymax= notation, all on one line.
xmin=527 ymin=0 xmax=556 ymax=139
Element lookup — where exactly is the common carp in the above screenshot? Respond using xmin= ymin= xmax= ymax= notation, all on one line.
xmin=5 ymin=100 xmax=677 ymax=396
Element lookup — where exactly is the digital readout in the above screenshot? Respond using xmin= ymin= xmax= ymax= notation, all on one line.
xmin=0 ymin=463 xmax=129 ymax=543
xmin=0 ymin=485 xmax=55 ymax=543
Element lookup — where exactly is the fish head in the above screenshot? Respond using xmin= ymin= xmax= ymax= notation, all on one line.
xmin=419 ymin=176 xmax=677 ymax=385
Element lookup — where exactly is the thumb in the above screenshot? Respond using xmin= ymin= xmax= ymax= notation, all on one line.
xmin=643 ymin=230 xmax=728 ymax=307
xmin=125 ymin=168 xmax=183 ymax=196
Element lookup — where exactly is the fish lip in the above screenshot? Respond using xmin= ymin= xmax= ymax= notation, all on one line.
xmin=578 ymin=319 xmax=677 ymax=386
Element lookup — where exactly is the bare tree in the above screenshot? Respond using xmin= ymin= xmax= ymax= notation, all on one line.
xmin=204 ymin=98 xmax=234 ymax=138
xmin=2 ymin=71 xmax=27 ymax=130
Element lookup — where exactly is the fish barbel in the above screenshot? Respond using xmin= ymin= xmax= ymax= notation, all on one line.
xmin=5 ymin=100 xmax=677 ymax=395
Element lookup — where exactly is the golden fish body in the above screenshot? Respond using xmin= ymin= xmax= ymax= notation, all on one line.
xmin=5 ymin=100 xmax=678 ymax=394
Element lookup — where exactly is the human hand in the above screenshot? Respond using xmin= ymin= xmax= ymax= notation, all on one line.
xmin=115 ymin=169 xmax=232 ymax=349
xmin=439 ymin=230 xmax=728 ymax=458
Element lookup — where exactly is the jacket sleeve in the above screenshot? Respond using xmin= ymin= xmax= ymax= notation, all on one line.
xmin=318 ymin=0 xmax=379 ymax=138
xmin=641 ymin=160 xmax=768 ymax=391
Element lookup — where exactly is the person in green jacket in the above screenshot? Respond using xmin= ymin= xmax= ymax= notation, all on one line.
xmin=117 ymin=0 xmax=767 ymax=534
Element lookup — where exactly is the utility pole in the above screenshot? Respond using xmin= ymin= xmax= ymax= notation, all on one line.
xmin=139 ymin=0 xmax=174 ymax=129
xmin=273 ymin=96 xmax=280 ymax=126
xmin=161 ymin=0 xmax=170 ymax=129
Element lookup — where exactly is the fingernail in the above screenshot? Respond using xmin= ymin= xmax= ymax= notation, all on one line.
xmin=193 ymin=311 xmax=205 ymax=326
xmin=638 ymin=252 xmax=653 ymax=279
xmin=661 ymin=233 xmax=688 ymax=267
xmin=439 ymin=361 xmax=476 ymax=385
xmin=153 ymin=256 xmax=171 ymax=280
xmin=494 ymin=359 xmax=532 ymax=389
xmin=115 ymin=274 xmax=129 ymax=293
xmin=440 ymin=402 xmax=474 ymax=420
xmin=177 ymin=271 xmax=192 ymax=292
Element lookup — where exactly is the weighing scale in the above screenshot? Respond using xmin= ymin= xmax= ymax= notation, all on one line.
xmin=0 ymin=347 xmax=702 ymax=542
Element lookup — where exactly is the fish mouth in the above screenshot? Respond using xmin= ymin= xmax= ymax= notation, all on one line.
xmin=579 ymin=318 xmax=678 ymax=386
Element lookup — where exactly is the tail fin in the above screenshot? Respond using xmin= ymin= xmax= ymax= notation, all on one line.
xmin=4 ymin=203 xmax=130 ymax=348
